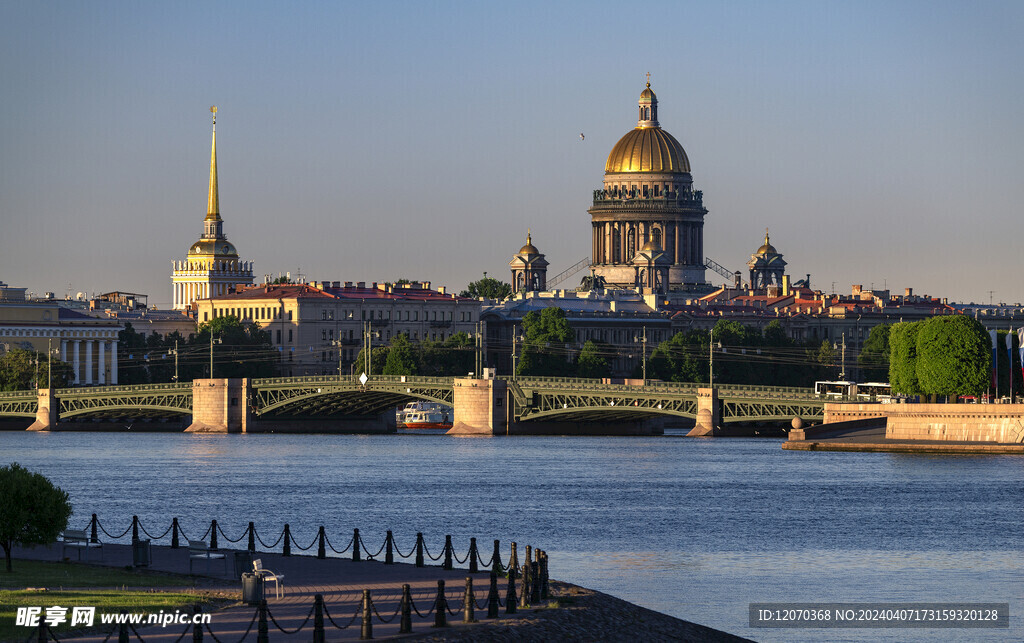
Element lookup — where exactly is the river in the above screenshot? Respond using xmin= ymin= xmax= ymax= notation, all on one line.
xmin=2 ymin=430 xmax=1020 ymax=641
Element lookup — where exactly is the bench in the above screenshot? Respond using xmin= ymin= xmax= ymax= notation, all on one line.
xmin=188 ymin=540 xmax=227 ymax=575
xmin=60 ymin=529 xmax=103 ymax=562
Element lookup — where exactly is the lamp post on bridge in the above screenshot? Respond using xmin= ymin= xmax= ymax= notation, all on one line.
xmin=209 ymin=334 xmax=222 ymax=378
xmin=167 ymin=339 xmax=179 ymax=383
xmin=633 ymin=327 xmax=648 ymax=382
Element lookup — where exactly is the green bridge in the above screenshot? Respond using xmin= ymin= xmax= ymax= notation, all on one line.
xmin=0 ymin=375 xmax=825 ymax=434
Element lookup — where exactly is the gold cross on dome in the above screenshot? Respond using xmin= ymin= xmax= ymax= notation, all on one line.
xmin=646 ymin=72 xmax=651 ymax=85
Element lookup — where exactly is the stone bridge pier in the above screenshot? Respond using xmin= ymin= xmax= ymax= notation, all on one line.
xmin=27 ymin=389 xmax=57 ymax=431
xmin=686 ymin=388 xmax=721 ymax=437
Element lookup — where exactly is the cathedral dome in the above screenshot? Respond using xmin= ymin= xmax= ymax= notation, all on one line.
xmin=605 ymin=127 xmax=690 ymax=174
xmin=755 ymin=232 xmax=777 ymax=256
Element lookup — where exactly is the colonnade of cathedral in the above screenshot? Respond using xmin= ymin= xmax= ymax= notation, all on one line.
xmin=592 ymin=221 xmax=703 ymax=265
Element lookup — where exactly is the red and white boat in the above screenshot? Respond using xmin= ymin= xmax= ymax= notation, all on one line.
xmin=398 ymin=402 xmax=453 ymax=429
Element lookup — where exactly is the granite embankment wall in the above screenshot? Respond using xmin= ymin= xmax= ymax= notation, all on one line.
xmin=823 ymin=403 xmax=1024 ymax=443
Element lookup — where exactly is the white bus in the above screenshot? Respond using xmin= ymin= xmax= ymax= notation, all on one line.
xmin=814 ymin=381 xmax=892 ymax=401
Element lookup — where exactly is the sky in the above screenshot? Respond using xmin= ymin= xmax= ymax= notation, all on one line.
xmin=1 ymin=1 xmax=1022 ymax=309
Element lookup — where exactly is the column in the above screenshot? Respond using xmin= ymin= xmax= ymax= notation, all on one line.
xmin=111 ymin=340 xmax=118 ymax=385
xmin=98 ymin=340 xmax=106 ymax=385
xmin=674 ymin=224 xmax=681 ymax=263
xmin=60 ymin=340 xmax=67 ymax=362
xmin=84 ymin=341 xmax=93 ymax=385
xmin=72 ymin=340 xmax=80 ymax=385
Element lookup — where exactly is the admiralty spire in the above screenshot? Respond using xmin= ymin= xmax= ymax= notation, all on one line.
xmin=588 ymin=82 xmax=709 ymax=292
xmin=172 ymin=106 xmax=254 ymax=311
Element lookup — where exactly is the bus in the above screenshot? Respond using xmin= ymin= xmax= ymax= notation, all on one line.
xmin=814 ymin=381 xmax=856 ymax=399
xmin=813 ymin=381 xmax=892 ymax=401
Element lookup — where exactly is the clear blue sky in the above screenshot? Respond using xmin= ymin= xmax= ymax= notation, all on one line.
xmin=2 ymin=1 xmax=1021 ymax=307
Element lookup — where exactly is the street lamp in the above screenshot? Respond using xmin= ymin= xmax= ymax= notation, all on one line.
xmin=209 ymin=334 xmax=222 ymax=378
xmin=167 ymin=339 xmax=179 ymax=382
xmin=633 ymin=327 xmax=648 ymax=382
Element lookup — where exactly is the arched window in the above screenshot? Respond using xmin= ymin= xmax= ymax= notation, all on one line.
xmin=627 ymin=228 xmax=636 ymax=258
xmin=652 ymin=228 xmax=662 ymax=248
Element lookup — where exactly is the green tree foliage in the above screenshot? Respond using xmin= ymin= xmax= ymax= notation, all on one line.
xmin=382 ymin=334 xmax=418 ymax=375
xmin=418 ymin=332 xmax=475 ymax=376
xmin=576 ymin=340 xmax=611 ymax=379
xmin=460 ymin=277 xmax=512 ymax=301
xmin=888 ymin=321 xmax=922 ymax=395
xmin=915 ymin=315 xmax=990 ymax=397
xmin=516 ymin=308 xmax=576 ymax=377
xmin=647 ymin=331 xmax=703 ymax=383
xmin=0 ymin=349 xmax=72 ymax=391
xmin=858 ymin=323 xmax=891 ymax=382
xmin=0 ymin=463 xmax=72 ymax=572
xmin=195 ymin=317 xmax=278 ymax=379
xmin=814 ymin=340 xmax=837 ymax=380
xmin=353 ymin=346 xmax=389 ymax=376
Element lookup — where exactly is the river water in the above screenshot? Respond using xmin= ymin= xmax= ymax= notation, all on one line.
xmin=2 ymin=430 xmax=1021 ymax=642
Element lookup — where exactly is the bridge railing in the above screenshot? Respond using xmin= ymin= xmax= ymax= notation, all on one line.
xmin=0 ymin=390 xmax=37 ymax=399
xmin=253 ymin=374 xmax=455 ymax=387
xmin=55 ymin=382 xmax=193 ymax=396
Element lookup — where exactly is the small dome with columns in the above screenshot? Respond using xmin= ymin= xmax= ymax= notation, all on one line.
xmin=519 ymin=231 xmax=540 ymax=256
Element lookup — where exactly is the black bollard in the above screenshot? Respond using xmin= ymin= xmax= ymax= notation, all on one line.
xmin=209 ymin=519 xmax=218 ymax=550
xmin=505 ymin=573 xmax=517 ymax=614
xmin=531 ymin=547 xmax=541 ymax=603
xmin=469 ymin=537 xmax=478 ymax=573
xmin=433 ymin=580 xmax=447 ymax=628
xmin=442 ymin=535 xmax=453 ymax=570
xmin=508 ymin=542 xmax=519 ymax=580
xmin=520 ymin=547 xmax=532 ymax=608
xmin=415 ymin=532 xmax=424 ymax=568
xmin=540 ymin=551 xmax=549 ymax=599
xmin=90 ymin=514 xmax=99 ymax=544
xmin=118 ymin=615 xmax=129 ymax=643
xmin=492 ymin=539 xmax=503 ymax=574
xmin=385 ymin=530 xmax=394 ymax=565
xmin=463 ymin=577 xmax=476 ymax=623
xmin=192 ymin=604 xmax=203 ymax=642
xmin=487 ymin=572 xmax=500 ymax=618
xmin=317 ymin=526 xmax=326 ymax=559
xmin=257 ymin=600 xmax=268 ymax=643
xmin=360 ymin=589 xmax=373 ymax=640
xmin=353 ymin=528 xmax=361 ymax=562
xmin=282 ymin=524 xmax=291 ymax=556
xmin=171 ymin=517 xmax=180 ymax=549
xmin=313 ymin=594 xmax=325 ymax=643
xmin=131 ymin=516 xmax=139 ymax=543
xmin=247 ymin=522 xmax=255 ymax=553
xmin=399 ymin=584 xmax=412 ymax=634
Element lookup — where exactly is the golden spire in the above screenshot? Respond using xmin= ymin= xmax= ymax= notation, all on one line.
xmin=206 ymin=106 xmax=220 ymax=221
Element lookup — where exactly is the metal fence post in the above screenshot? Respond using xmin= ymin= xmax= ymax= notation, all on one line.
xmin=353 ymin=528 xmax=361 ymax=562
xmin=282 ymin=524 xmax=291 ymax=556
xmin=468 ymin=537 xmax=478 ymax=573
xmin=360 ymin=589 xmax=373 ymax=640
xmin=487 ymin=572 xmax=500 ymax=618
xmin=415 ymin=532 xmax=424 ymax=567
xmin=248 ymin=522 xmax=256 ymax=553
xmin=171 ymin=517 xmax=180 ymax=549
xmin=313 ymin=594 xmax=325 ymax=643
xmin=463 ymin=577 xmax=476 ymax=623
xmin=433 ymin=580 xmax=447 ymax=628
xmin=385 ymin=530 xmax=394 ymax=565
xmin=399 ymin=584 xmax=412 ymax=634
xmin=317 ymin=526 xmax=326 ymax=559
xmin=209 ymin=519 xmax=218 ymax=550
xmin=443 ymin=535 xmax=453 ymax=570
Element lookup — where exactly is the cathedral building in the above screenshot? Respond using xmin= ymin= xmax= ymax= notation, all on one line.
xmin=588 ymin=82 xmax=709 ymax=291
xmin=171 ymin=107 xmax=253 ymax=311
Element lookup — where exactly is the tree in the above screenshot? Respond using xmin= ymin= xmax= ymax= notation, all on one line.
xmin=0 ymin=463 xmax=72 ymax=572
xmin=915 ymin=315 xmax=990 ymax=398
xmin=195 ymin=317 xmax=278 ymax=379
xmin=517 ymin=308 xmax=576 ymax=376
xmin=460 ymin=277 xmax=512 ymax=301
xmin=354 ymin=346 xmax=389 ymax=376
xmin=576 ymin=340 xmax=610 ymax=379
xmin=815 ymin=340 xmax=837 ymax=380
xmin=382 ymin=334 xmax=418 ymax=375
xmin=858 ymin=324 xmax=891 ymax=382
xmin=889 ymin=321 xmax=922 ymax=395
xmin=0 ymin=349 xmax=72 ymax=391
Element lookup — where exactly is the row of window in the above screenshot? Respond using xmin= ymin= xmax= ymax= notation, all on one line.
xmin=207 ymin=306 xmax=473 ymax=323
xmin=0 ymin=329 xmax=115 ymax=338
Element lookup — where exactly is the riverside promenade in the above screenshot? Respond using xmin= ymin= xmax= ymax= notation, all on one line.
xmin=13 ymin=542 xmax=749 ymax=642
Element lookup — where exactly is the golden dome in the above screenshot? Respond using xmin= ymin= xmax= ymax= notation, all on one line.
xmin=641 ymin=239 xmax=661 ymax=252
xmin=605 ymin=127 xmax=690 ymax=174
xmin=518 ymin=231 xmax=539 ymax=255
xmin=756 ymin=232 xmax=777 ymax=256
xmin=188 ymin=238 xmax=238 ymax=258
xmin=640 ymin=83 xmax=655 ymax=100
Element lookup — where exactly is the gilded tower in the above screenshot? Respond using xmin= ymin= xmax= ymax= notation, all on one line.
xmin=588 ymin=82 xmax=708 ymax=290
xmin=171 ymin=107 xmax=253 ymax=310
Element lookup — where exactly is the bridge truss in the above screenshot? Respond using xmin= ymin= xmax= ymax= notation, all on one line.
xmin=57 ymin=383 xmax=193 ymax=419
xmin=251 ymin=375 xmax=454 ymax=417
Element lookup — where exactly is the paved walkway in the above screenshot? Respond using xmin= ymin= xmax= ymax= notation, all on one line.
xmin=16 ymin=541 xmax=524 ymax=640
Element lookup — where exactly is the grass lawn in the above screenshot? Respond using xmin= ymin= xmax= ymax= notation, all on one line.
xmin=0 ymin=561 xmax=235 ymax=642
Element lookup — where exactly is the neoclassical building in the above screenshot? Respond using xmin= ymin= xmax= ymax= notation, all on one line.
xmin=171 ymin=107 xmax=253 ymax=310
xmin=747 ymin=231 xmax=787 ymax=289
xmin=588 ymin=82 xmax=709 ymax=290
xmin=509 ymin=232 xmax=549 ymax=294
